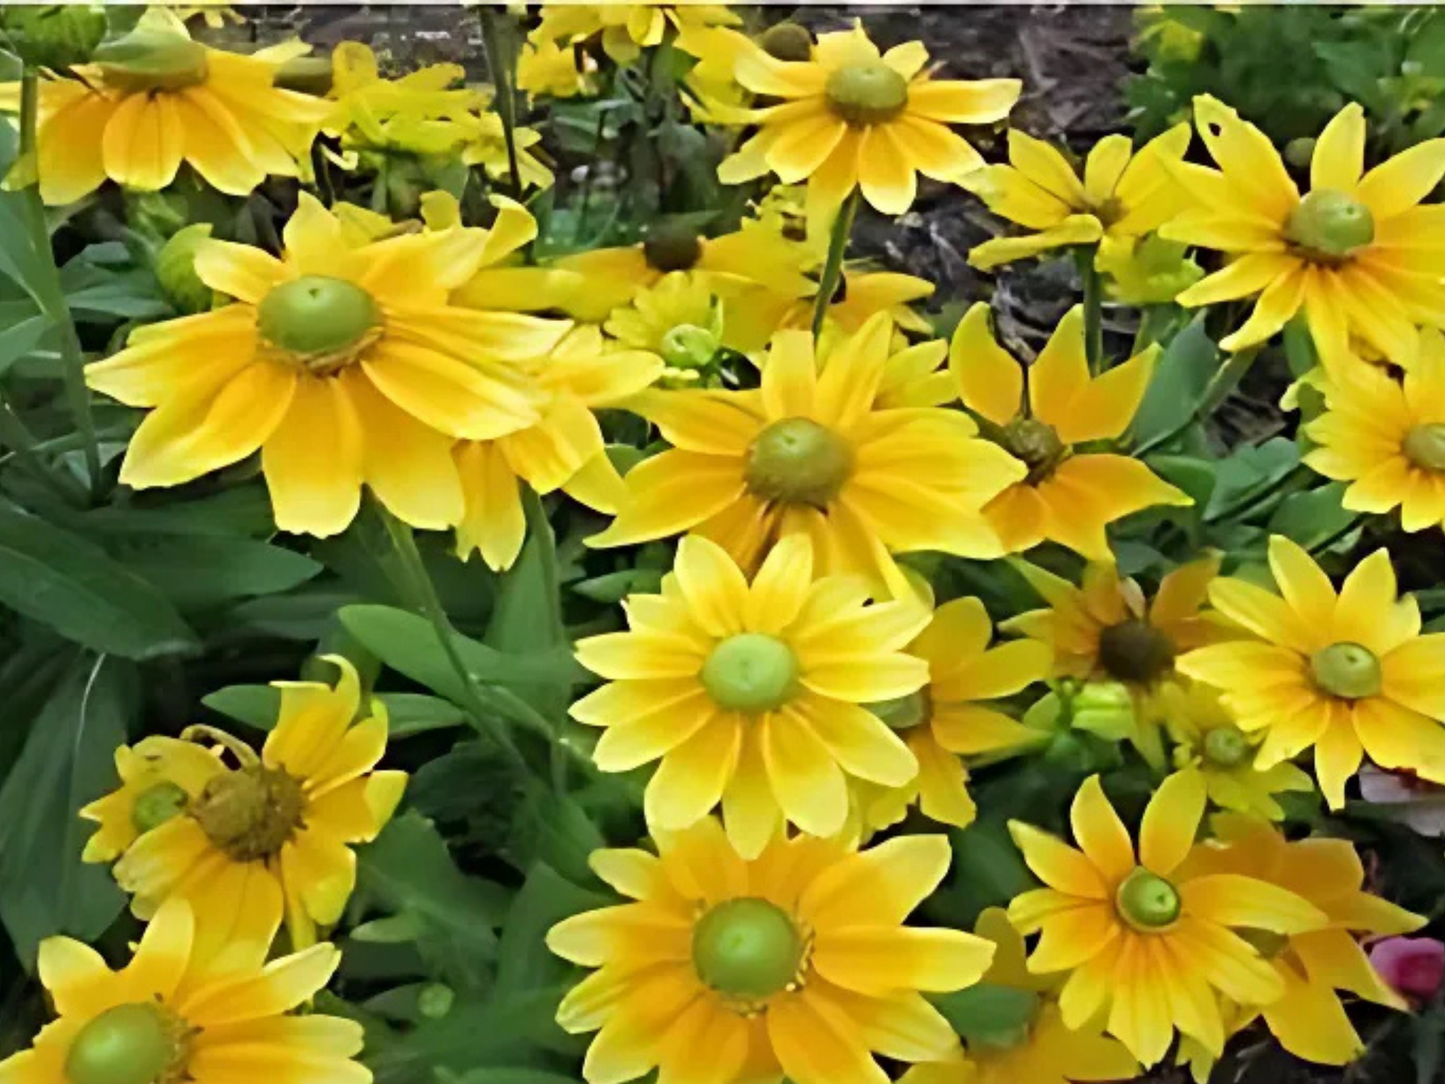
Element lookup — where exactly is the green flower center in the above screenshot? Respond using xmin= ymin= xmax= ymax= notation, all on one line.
xmin=643 ymin=222 xmax=703 ymax=272
xmin=825 ymin=62 xmax=909 ymax=126
xmin=758 ymin=22 xmax=814 ymax=62
xmin=1284 ymin=189 xmax=1375 ymax=262
xmin=257 ymin=276 xmax=381 ymax=375
xmin=700 ymin=633 xmax=799 ymax=713
xmin=744 ymin=417 xmax=853 ymax=507
xmin=94 ymin=27 xmax=209 ymax=92
xmin=660 ymin=323 xmax=721 ymax=370
xmin=1202 ymin=726 xmax=1251 ymax=768
xmin=867 ymin=687 xmax=932 ymax=731
xmin=1403 ymin=424 xmax=1445 ymax=472
xmin=1310 ymin=641 xmax=1382 ymax=700
xmin=1115 ymin=868 xmax=1182 ymax=931
xmin=692 ymin=897 xmax=803 ymax=1000
xmin=1097 ymin=619 xmax=1177 ymax=686
xmin=1002 ymin=417 xmax=1067 ymax=484
xmin=192 ymin=765 xmax=305 ymax=862
xmin=130 ymin=781 xmax=189 ymax=836
xmin=65 ymin=1002 xmax=189 ymax=1084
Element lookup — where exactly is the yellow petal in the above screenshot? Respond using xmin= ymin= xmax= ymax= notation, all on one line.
xmin=1139 ymin=770 xmax=1206 ymax=876
xmin=1311 ymin=103 xmax=1366 ymax=193
xmin=948 ymin=303 xmax=1023 ymax=426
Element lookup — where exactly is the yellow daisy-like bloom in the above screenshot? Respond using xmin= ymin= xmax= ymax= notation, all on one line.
xmin=325 ymin=42 xmax=479 ymax=145
xmin=547 ymin=816 xmax=996 ymax=1084
xmin=603 ymin=271 xmax=731 ymax=380
xmin=1163 ymin=97 xmax=1445 ymax=363
xmin=964 ymin=125 xmax=1192 ymax=270
xmin=855 ymin=596 xmax=1051 ymax=833
xmin=900 ymin=908 xmax=1138 ymax=1084
xmin=517 ymin=36 xmax=597 ymax=99
xmin=100 ymin=657 xmax=407 ymax=959
xmin=1304 ymin=328 xmax=1445 ymax=531
xmin=949 ymin=303 xmax=1191 ymax=559
xmin=572 ymin=533 xmax=932 ymax=855
xmin=454 ymin=325 xmax=663 ymax=571
xmin=532 ymin=2 xmax=740 ymax=65
xmin=1008 ymin=771 xmax=1328 ymax=1066
xmin=0 ymin=898 xmax=365 ymax=1084
xmin=79 ymin=737 xmax=225 ymax=865
xmin=1177 ymin=536 xmax=1445 ymax=809
xmin=593 ymin=314 xmax=1026 ymax=595
xmin=0 ymin=7 xmax=330 ymax=205
xmin=459 ymin=108 xmax=555 ymax=191
xmin=1177 ymin=813 xmax=1424 ymax=1067
xmin=1163 ymin=682 xmax=1314 ymax=821
xmin=1097 ymin=234 xmax=1204 ymax=306
xmin=86 ymin=192 xmax=572 ymax=538
xmin=715 ymin=21 xmax=1021 ymax=230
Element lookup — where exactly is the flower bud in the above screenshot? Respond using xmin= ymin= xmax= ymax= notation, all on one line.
xmin=156 ymin=224 xmax=215 ymax=314
xmin=1070 ymin=682 xmax=1136 ymax=742
xmin=0 ymin=5 xmax=106 ymax=70
xmin=94 ymin=26 xmax=209 ymax=93
xmin=1370 ymin=936 xmax=1445 ymax=1002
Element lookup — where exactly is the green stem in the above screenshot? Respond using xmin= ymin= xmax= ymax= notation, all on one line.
xmin=1308 ymin=513 xmax=1367 ymax=557
xmin=1133 ymin=346 xmax=1262 ymax=457
xmin=0 ymin=393 xmax=89 ymax=505
xmin=811 ymin=188 xmax=859 ymax=339
xmin=1076 ymin=244 xmax=1104 ymax=372
xmin=478 ymin=7 xmax=524 ymax=200
xmin=1204 ymin=463 xmax=1311 ymax=525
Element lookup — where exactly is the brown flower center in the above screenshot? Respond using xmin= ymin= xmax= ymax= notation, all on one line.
xmin=744 ymin=417 xmax=854 ymax=507
xmin=192 ymin=765 xmax=305 ymax=862
xmin=1097 ymin=619 xmax=1176 ymax=685
xmin=1002 ymin=417 xmax=1067 ymax=484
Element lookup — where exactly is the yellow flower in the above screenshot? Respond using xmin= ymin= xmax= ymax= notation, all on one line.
xmin=1304 ymin=328 xmax=1445 ymax=531
xmin=855 ymin=596 xmax=1051 ymax=833
xmin=516 ymin=36 xmax=597 ymax=99
xmin=603 ymin=270 xmax=730 ymax=379
xmin=1163 ymin=682 xmax=1314 ymax=820
xmin=674 ymin=21 xmax=754 ymax=106
xmin=1007 ymin=772 xmax=1328 ymax=1066
xmin=532 ymin=2 xmax=740 ymax=65
xmin=964 ymin=125 xmax=1192 ymax=270
xmin=573 ymin=533 xmax=937 ymax=855
xmin=326 ymin=42 xmax=480 ymax=145
xmin=1162 ymin=97 xmax=1445 ymax=364
xmin=0 ymin=898 xmax=365 ymax=1084
xmin=454 ymin=325 xmax=663 ymax=571
xmin=1177 ymin=536 xmax=1445 ymax=808
xmin=79 ymin=737 xmax=226 ymax=865
xmin=901 ymin=908 xmax=1139 ymax=1084
xmin=0 ymin=7 xmax=330 ymax=205
xmin=1097 ymin=233 xmax=1204 ymax=306
xmin=99 ymin=657 xmax=407 ymax=958
xmin=731 ymin=268 xmax=939 ymax=355
xmin=86 ymin=192 xmax=572 ymax=538
xmin=547 ymin=816 xmax=996 ymax=1084
xmin=592 ymin=314 xmax=1026 ymax=595
xmin=949 ymin=302 xmax=1191 ymax=559
xmin=459 ymin=109 xmax=554 ymax=190
xmin=716 ymin=21 xmax=1021 ymax=231
xmin=1177 ymin=813 xmax=1424 ymax=1067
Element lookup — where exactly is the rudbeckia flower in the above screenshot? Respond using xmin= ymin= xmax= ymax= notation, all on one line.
xmin=900 ymin=908 xmax=1139 ymax=1084
xmin=516 ymin=36 xmax=597 ymax=99
xmin=1008 ymin=772 xmax=1328 ymax=1066
xmin=98 ymin=657 xmax=406 ymax=958
xmin=603 ymin=271 xmax=733 ymax=381
xmin=86 ymin=192 xmax=572 ymax=538
xmin=572 ymin=534 xmax=932 ymax=855
xmin=79 ymin=737 xmax=225 ymax=864
xmin=964 ymin=125 xmax=1192 ymax=269
xmin=325 ymin=41 xmax=479 ymax=143
xmin=532 ymin=2 xmax=740 ymax=66
xmin=716 ymin=21 xmax=1021 ymax=230
xmin=1177 ymin=536 xmax=1445 ymax=808
xmin=547 ymin=817 xmax=995 ymax=1084
xmin=454 ymin=325 xmax=663 ymax=571
xmin=593 ymin=314 xmax=1026 ymax=595
xmin=0 ymin=899 xmax=365 ymax=1084
xmin=855 ymin=595 xmax=1051 ymax=833
xmin=949 ymin=303 xmax=1191 ymax=559
xmin=1162 ymin=97 xmax=1445 ymax=364
xmin=0 ymin=7 xmax=331 ymax=205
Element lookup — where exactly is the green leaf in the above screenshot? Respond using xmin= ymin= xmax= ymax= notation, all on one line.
xmin=930 ymin=983 xmax=1040 ymax=1047
xmin=0 ymin=506 xmax=198 ymax=658
xmin=1267 ymin=481 xmax=1361 ymax=552
xmin=202 ymin=684 xmax=281 ymax=729
xmin=1131 ymin=317 xmax=1217 ymax=447
xmin=1204 ymin=437 xmax=1302 ymax=522
xmin=495 ymin=863 xmax=611 ymax=997
xmin=107 ymin=534 xmax=322 ymax=611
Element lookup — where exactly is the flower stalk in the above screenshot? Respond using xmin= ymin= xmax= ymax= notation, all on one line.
xmin=478 ymin=7 xmax=523 ymax=200
xmin=812 ymin=188 xmax=860 ymax=338
xmin=1076 ymin=244 xmax=1104 ymax=372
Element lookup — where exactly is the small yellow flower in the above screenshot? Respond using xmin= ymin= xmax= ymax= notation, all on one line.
xmin=547 ymin=817 xmax=996 ymax=1084
xmin=964 ymin=125 xmax=1192 ymax=270
xmin=0 ymin=898 xmax=366 ymax=1084
xmin=326 ymin=42 xmax=480 ymax=147
xmin=1008 ymin=772 xmax=1328 ymax=1066
xmin=603 ymin=271 xmax=730 ymax=377
xmin=949 ymin=303 xmax=1191 ymax=559
xmin=532 ymin=2 xmax=740 ymax=65
xmin=1177 ymin=536 xmax=1445 ymax=808
xmin=79 ymin=737 xmax=226 ymax=864
xmin=1097 ymin=234 xmax=1204 ymax=306
xmin=516 ymin=36 xmax=596 ymax=99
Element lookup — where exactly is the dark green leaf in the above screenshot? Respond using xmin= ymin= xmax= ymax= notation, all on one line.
xmin=1267 ymin=481 xmax=1361 ymax=553
xmin=1131 ymin=317 xmax=1217 ymax=447
xmin=494 ymin=863 xmax=611 ymax=997
xmin=202 ymin=684 xmax=281 ymax=728
xmin=931 ymin=983 xmax=1040 ymax=1047
xmin=107 ymin=534 xmax=322 ymax=611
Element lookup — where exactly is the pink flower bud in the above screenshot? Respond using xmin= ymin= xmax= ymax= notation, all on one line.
xmin=1369 ymin=936 xmax=1445 ymax=1001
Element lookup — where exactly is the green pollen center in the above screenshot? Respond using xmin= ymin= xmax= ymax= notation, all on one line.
xmin=131 ymin=781 xmax=189 ymax=836
xmin=692 ymin=897 xmax=803 ymax=1000
xmin=65 ymin=1003 xmax=184 ymax=1084
xmin=825 ymin=62 xmax=909 ymax=126
xmin=660 ymin=323 xmax=720 ymax=370
xmin=1202 ymin=726 xmax=1251 ymax=768
xmin=701 ymin=633 xmax=799 ymax=713
xmin=1115 ymin=868 xmax=1182 ymax=930
xmin=1284 ymin=189 xmax=1375 ymax=262
xmin=192 ymin=765 xmax=305 ymax=862
xmin=1310 ymin=641 xmax=1382 ymax=700
xmin=643 ymin=223 xmax=704 ymax=272
xmin=257 ymin=276 xmax=380 ymax=372
xmin=1097 ymin=619 xmax=1176 ymax=686
xmin=1403 ymin=424 xmax=1445 ymax=472
xmin=1002 ymin=417 xmax=1067 ymax=484
xmin=94 ymin=28 xmax=209 ymax=92
xmin=867 ymin=687 xmax=932 ymax=731
xmin=758 ymin=22 xmax=814 ymax=62
xmin=744 ymin=417 xmax=853 ymax=507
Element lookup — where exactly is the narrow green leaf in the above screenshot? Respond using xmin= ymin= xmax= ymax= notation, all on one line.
xmin=1131 ymin=317 xmax=1217 ymax=446
xmin=107 ymin=533 xmax=322 ymax=611
xmin=202 ymin=684 xmax=281 ymax=728
xmin=494 ymin=863 xmax=611 ymax=997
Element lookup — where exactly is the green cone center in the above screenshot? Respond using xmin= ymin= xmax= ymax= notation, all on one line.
xmin=192 ymin=765 xmax=305 ymax=862
xmin=64 ymin=1003 xmax=180 ymax=1084
xmin=758 ymin=22 xmax=814 ymax=62
xmin=94 ymin=28 xmax=209 ymax=92
xmin=131 ymin=781 xmax=189 ymax=835
xmin=1403 ymin=423 xmax=1445 ymax=472
xmin=1310 ymin=641 xmax=1382 ymax=700
xmin=825 ymin=61 xmax=909 ymax=126
xmin=1002 ymin=417 xmax=1067 ymax=483
xmin=701 ymin=633 xmax=799 ymax=713
xmin=660 ymin=323 xmax=720 ymax=370
xmin=744 ymin=417 xmax=853 ymax=507
xmin=1285 ymin=189 xmax=1375 ymax=261
xmin=1097 ymin=619 xmax=1176 ymax=685
xmin=257 ymin=276 xmax=380 ymax=368
xmin=692 ymin=897 xmax=803 ymax=1000
xmin=1115 ymin=868 xmax=1181 ymax=930
xmin=643 ymin=223 xmax=703 ymax=272
xmin=867 ymin=687 xmax=932 ymax=731
xmin=1202 ymin=726 xmax=1251 ymax=768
